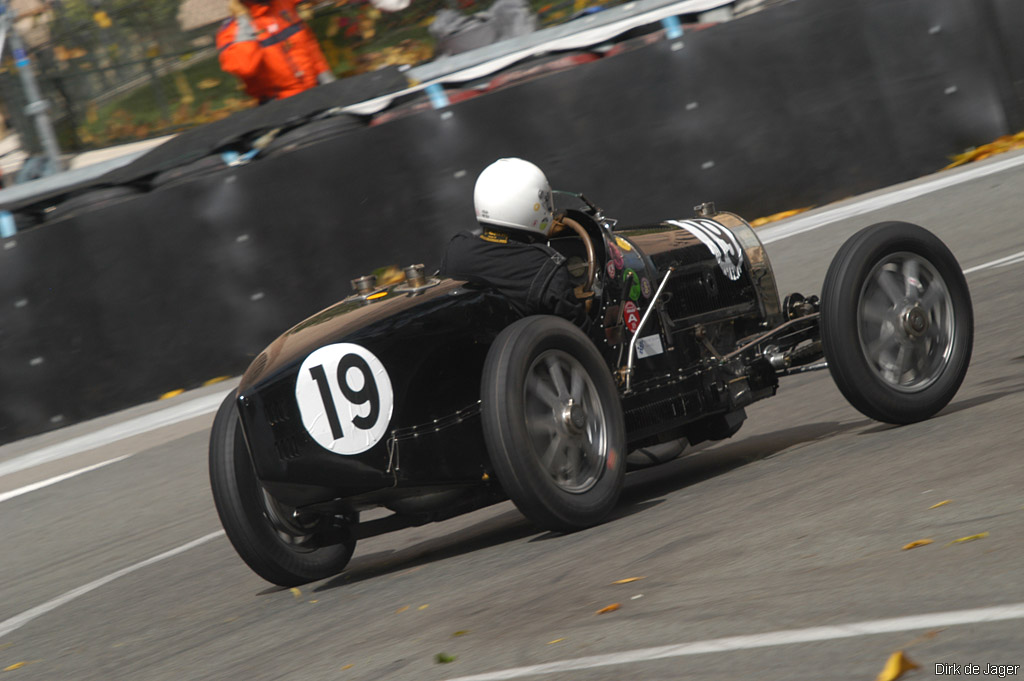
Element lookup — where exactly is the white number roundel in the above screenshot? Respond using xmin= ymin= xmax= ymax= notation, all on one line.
xmin=295 ymin=343 xmax=394 ymax=455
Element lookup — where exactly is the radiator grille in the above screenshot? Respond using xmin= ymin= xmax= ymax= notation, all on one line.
xmin=260 ymin=380 xmax=312 ymax=461
xmin=274 ymin=433 xmax=307 ymax=461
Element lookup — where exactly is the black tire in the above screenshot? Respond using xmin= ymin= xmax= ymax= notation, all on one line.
xmin=820 ymin=222 xmax=973 ymax=424
xmin=481 ymin=316 xmax=626 ymax=532
xmin=209 ymin=391 xmax=355 ymax=586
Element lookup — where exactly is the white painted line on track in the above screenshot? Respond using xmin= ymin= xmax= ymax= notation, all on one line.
xmin=963 ymin=249 xmax=1024 ymax=274
xmin=998 ymin=255 xmax=1024 ymax=268
xmin=0 ymin=389 xmax=230 ymax=480
xmin=0 ymin=455 xmax=131 ymax=504
xmin=0 ymin=530 xmax=225 ymax=641
xmin=444 ymin=603 xmax=1024 ymax=681
xmin=758 ymin=151 xmax=1024 ymax=244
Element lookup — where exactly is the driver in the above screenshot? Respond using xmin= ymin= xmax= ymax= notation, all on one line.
xmin=441 ymin=158 xmax=585 ymax=322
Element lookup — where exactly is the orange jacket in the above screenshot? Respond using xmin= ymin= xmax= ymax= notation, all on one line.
xmin=217 ymin=0 xmax=332 ymax=103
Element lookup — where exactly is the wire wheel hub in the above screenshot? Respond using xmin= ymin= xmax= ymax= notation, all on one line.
xmin=525 ymin=350 xmax=608 ymax=494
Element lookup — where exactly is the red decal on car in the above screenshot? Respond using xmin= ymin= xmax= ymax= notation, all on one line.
xmin=622 ymin=301 xmax=641 ymax=333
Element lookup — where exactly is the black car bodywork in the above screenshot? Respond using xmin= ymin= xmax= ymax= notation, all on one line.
xmin=211 ymin=199 xmax=974 ymax=586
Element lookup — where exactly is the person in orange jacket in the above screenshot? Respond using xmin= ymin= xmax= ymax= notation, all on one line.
xmin=217 ymin=0 xmax=336 ymax=104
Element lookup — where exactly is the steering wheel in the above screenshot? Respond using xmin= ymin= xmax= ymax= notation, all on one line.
xmin=548 ymin=216 xmax=597 ymax=299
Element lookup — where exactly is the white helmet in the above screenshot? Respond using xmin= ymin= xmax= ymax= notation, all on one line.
xmin=474 ymin=158 xmax=554 ymax=236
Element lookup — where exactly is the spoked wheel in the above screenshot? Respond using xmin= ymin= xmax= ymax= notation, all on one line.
xmin=209 ymin=391 xmax=355 ymax=586
xmin=524 ymin=349 xmax=609 ymax=493
xmin=821 ymin=222 xmax=973 ymax=424
xmin=481 ymin=316 xmax=626 ymax=532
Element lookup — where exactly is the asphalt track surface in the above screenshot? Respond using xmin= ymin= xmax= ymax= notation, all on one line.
xmin=2 ymin=152 xmax=1023 ymax=680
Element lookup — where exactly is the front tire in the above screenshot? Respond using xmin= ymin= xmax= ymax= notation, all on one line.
xmin=820 ymin=222 xmax=973 ymax=424
xmin=481 ymin=316 xmax=626 ymax=532
xmin=209 ymin=391 xmax=355 ymax=586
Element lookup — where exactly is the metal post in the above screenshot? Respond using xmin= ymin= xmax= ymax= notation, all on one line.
xmin=0 ymin=2 xmax=63 ymax=176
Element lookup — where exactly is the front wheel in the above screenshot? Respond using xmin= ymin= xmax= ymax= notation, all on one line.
xmin=209 ymin=391 xmax=355 ymax=586
xmin=820 ymin=222 xmax=973 ymax=424
xmin=481 ymin=316 xmax=626 ymax=532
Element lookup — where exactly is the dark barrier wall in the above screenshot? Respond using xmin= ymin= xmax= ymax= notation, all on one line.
xmin=1 ymin=0 xmax=1020 ymax=443
xmin=988 ymin=0 xmax=1024 ymax=131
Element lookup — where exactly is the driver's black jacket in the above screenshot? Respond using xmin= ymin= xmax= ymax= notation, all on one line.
xmin=440 ymin=230 xmax=584 ymax=323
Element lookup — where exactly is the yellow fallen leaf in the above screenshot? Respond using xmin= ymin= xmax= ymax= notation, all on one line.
xmin=750 ymin=207 xmax=813 ymax=227
xmin=611 ymin=577 xmax=646 ymax=585
xmin=943 ymin=130 xmax=1024 ymax=169
xmin=595 ymin=603 xmax=621 ymax=615
xmin=290 ymin=587 xmax=302 ymax=599
xmin=309 ymin=600 xmax=318 ymax=604
xmin=452 ymin=630 xmax=469 ymax=637
xmin=929 ymin=500 xmax=951 ymax=509
xmin=395 ymin=606 xmax=409 ymax=614
xmin=4 ymin=662 xmax=26 ymax=671
xmin=418 ymin=604 xmax=429 ymax=610
xmin=547 ymin=638 xmax=565 ymax=645
xmin=901 ymin=539 xmax=933 ymax=550
xmin=341 ymin=664 xmax=353 ymax=670
xmin=875 ymin=650 xmax=920 ymax=681
xmin=159 ymin=388 xmax=185 ymax=400
xmin=947 ymin=532 xmax=989 ymax=546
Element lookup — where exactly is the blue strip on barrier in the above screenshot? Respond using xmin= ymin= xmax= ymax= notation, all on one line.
xmin=220 ymin=149 xmax=259 ymax=166
xmin=0 ymin=211 xmax=16 ymax=238
xmin=425 ymin=83 xmax=450 ymax=110
xmin=661 ymin=15 xmax=683 ymax=40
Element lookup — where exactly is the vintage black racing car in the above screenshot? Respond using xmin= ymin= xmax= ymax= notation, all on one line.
xmin=209 ymin=196 xmax=973 ymax=586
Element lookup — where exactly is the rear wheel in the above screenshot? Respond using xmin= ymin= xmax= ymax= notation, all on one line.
xmin=209 ymin=391 xmax=355 ymax=586
xmin=481 ymin=316 xmax=626 ymax=532
xmin=820 ymin=222 xmax=973 ymax=424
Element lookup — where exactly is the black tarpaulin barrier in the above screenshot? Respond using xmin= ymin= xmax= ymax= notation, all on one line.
xmin=99 ymin=66 xmax=409 ymax=184
xmin=0 ymin=67 xmax=409 ymax=216
xmin=1 ymin=0 xmax=1021 ymax=443
xmin=987 ymin=0 xmax=1024 ymax=130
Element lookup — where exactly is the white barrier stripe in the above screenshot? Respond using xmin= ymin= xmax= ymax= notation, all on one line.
xmin=0 ymin=530 xmax=225 ymax=640
xmin=0 ymin=455 xmax=131 ymax=504
xmin=444 ymin=603 xmax=1024 ymax=681
xmin=0 ymin=389 xmax=230 ymax=480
